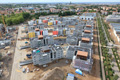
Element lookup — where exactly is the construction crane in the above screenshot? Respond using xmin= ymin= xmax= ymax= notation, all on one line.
xmin=0 ymin=6 xmax=7 ymax=39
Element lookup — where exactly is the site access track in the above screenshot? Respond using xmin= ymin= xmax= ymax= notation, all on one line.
xmin=10 ymin=25 xmax=34 ymax=80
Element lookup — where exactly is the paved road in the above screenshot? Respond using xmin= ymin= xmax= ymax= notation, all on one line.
xmin=10 ymin=25 xmax=34 ymax=80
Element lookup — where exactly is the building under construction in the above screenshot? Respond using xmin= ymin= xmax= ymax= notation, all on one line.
xmin=110 ymin=23 xmax=120 ymax=42
xmin=32 ymin=45 xmax=63 ymax=65
xmin=27 ymin=13 xmax=95 ymax=72
xmin=79 ymin=13 xmax=96 ymax=20
xmin=106 ymin=15 xmax=120 ymax=22
xmin=66 ymin=46 xmax=93 ymax=72
xmin=30 ymin=35 xmax=54 ymax=49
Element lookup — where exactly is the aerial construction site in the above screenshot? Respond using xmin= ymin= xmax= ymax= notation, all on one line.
xmin=1 ymin=2 xmax=120 ymax=80
xmin=0 ymin=12 xmax=99 ymax=80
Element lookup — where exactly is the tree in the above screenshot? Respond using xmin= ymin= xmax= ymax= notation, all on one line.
xmin=118 ymin=8 xmax=120 ymax=12
xmin=70 ymin=6 xmax=76 ymax=9
xmin=58 ymin=11 xmax=76 ymax=16
xmin=0 ymin=53 xmax=2 ymax=60
xmin=12 ymin=18 xmax=19 ymax=25
xmin=22 ymin=12 xmax=30 ymax=19
xmin=113 ymin=75 xmax=119 ymax=80
xmin=6 ymin=18 xmax=12 ymax=26
xmin=18 ymin=16 xmax=24 ymax=23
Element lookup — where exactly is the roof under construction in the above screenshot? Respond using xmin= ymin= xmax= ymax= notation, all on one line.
xmin=38 ymin=35 xmax=43 ymax=39
xmin=81 ymin=38 xmax=90 ymax=42
xmin=77 ymin=50 xmax=88 ymax=57
xmin=84 ymin=30 xmax=91 ymax=33
xmin=86 ymin=25 xmax=91 ymax=27
xmin=35 ymin=28 xmax=40 ymax=31
xmin=54 ymin=36 xmax=67 ymax=40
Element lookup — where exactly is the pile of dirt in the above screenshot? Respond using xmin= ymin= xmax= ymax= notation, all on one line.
xmin=40 ymin=67 xmax=64 ymax=80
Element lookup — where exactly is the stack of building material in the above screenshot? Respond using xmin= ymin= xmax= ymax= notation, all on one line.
xmin=66 ymin=73 xmax=75 ymax=80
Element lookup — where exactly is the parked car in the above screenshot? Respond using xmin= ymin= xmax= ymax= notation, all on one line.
xmin=22 ymin=68 xmax=26 ymax=73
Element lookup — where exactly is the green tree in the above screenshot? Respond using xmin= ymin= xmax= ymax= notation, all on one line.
xmin=22 ymin=12 xmax=30 ymax=20
xmin=6 ymin=18 xmax=12 ymax=26
xmin=0 ymin=53 xmax=2 ymax=60
xmin=18 ymin=16 xmax=24 ymax=23
xmin=12 ymin=18 xmax=19 ymax=25
xmin=113 ymin=75 xmax=119 ymax=80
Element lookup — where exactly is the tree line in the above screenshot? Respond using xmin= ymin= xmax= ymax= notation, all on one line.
xmin=58 ymin=11 xmax=76 ymax=16
xmin=0 ymin=12 xmax=30 ymax=26
xmin=0 ymin=11 xmax=77 ymax=26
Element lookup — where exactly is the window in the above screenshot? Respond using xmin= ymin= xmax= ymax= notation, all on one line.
xmin=54 ymin=52 xmax=56 ymax=58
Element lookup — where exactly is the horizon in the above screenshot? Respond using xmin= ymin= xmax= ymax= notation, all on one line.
xmin=0 ymin=0 xmax=120 ymax=4
xmin=0 ymin=2 xmax=120 ymax=4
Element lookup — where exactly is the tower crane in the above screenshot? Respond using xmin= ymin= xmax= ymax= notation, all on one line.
xmin=0 ymin=6 xmax=7 ymax=39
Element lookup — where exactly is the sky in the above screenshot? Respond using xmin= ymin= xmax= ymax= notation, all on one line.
xmin=0 ymin=0 xmax=120 ymax=3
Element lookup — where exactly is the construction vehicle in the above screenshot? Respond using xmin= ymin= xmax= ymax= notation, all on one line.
xmin=26 ymin=54 xmax=32 ymax=58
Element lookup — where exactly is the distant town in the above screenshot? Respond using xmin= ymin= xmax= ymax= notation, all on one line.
xmin=0 ymin=2 xmax=120 ymax=80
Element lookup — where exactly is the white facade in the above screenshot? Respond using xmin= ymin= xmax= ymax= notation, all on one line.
xmin=80 ymin=16 xmax=94 ymax=20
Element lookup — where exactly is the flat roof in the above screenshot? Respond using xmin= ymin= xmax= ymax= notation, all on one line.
xmin=77 ymin=50 xmax=88 ymax=57
xmin=107 ymin=15 xmax=120 ymax=19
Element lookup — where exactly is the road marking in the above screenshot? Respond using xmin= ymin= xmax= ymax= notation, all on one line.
xmin=16 ymin=69 xmax=21 ymax=72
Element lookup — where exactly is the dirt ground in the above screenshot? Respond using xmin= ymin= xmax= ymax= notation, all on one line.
xmin=0 ymin=31 xmax=18 ymax=80
xmin=29 ymin=55 xmax=100 ymax=80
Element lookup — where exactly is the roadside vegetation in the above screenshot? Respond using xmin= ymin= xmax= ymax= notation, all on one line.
xmin=101 ymin=17 xmax=111 ymax=42
xmin=0 ymin=53 xmax=2 ymax=60
xmin=112 ymin=48 xmax=120 ymax=71
xmin=99 ymin=15 xmax=120 ymax=80
xmin=97 ymin=17 xmax=118 ymax=80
